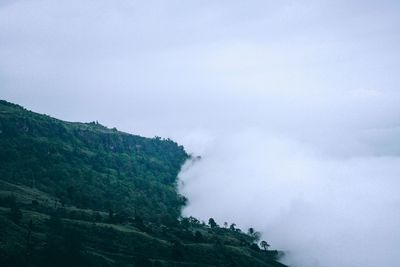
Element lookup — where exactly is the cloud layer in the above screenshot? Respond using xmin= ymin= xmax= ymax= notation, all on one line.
xmin=179 ymin=130 xmax=400 ymax=267
xmin=1 ymin=1 xmax=400 ymax=266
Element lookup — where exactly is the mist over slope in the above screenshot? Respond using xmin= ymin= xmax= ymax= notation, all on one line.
xmin=176 ymin=84 xmax=400 ymax=267
xmin=0 ymin=100 xmax=287 ymax=267
xmin=1 ymin=1 xmax=400 ymax=267
xmin=179 ymin=129 xmax=400 ymax=267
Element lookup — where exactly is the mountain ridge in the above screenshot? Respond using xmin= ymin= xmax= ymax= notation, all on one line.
xmin=0 ymin=99 xmax=287 ymax=267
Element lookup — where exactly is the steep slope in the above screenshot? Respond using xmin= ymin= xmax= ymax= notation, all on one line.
xmin=0 ymin=100 xmax=287 ymax=267
xmin=0 ymin=100 xmax=188 ymax=222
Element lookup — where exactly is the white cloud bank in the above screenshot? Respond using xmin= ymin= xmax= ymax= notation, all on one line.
xmin=179 ymin=130 xmax=400 ymax=267
xmin=1 ymin=1 xmax=400 ymax=266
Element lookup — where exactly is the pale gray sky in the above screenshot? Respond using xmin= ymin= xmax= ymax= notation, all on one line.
xmin=1 ymin=1 xmax=400 ymax=267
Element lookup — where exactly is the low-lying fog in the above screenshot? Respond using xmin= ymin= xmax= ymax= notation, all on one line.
xmin=1 ymin=1 xmax=400 ymax=266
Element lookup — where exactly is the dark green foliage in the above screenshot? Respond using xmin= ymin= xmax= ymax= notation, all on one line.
xmin=171 ymin=240 xmax=184 ymax=260
xmin=208 ymin=218 xmax=218 ymax=228
xmin=250 ymin=243 xmax=261 ymax=252
xmin=260 ymin=240 xmax=270 ymax=251
xmin=0 ymin=100 xmax=188 ymax=221
xmin=194 ymin=230 xmax=203 ymax=242
xmin=248 ymin=227 xmax=255 ymax=235
xmin=7 ymin=197 xmax=22 ymax=224
xmin=0 ymin=194 xmax=18 ymax=207
xmin=41 ymin=227 xmax=88 ymax=267
xmin=134 ymin=255 xmax=152 ymax=267
xmin=0 ymin=100 xmax=286 ymax=267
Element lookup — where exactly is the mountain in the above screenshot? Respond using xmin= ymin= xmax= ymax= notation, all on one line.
xmin=0 ymin=100 xmax=287 ymax=267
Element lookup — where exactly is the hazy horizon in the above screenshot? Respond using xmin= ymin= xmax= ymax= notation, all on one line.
xmin=2 ymin=1 xmax=400 ymax=267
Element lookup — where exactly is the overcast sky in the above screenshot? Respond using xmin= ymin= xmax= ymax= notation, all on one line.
xmin=1 ymin=1 xmax=400 ymax=267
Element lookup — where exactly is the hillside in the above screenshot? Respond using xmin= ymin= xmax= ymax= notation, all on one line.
xmin=0 ymin=100 xmax=287 ymax=267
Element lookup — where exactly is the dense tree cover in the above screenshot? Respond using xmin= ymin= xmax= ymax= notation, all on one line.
xmin=0 ymin=100 xmax=285 ymax=267
xmin=0 ymin=100 xmax=188 ymax=221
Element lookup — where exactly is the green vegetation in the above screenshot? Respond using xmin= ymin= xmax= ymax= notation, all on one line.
xmin=0 ymin=100 xmax=286 ymax=267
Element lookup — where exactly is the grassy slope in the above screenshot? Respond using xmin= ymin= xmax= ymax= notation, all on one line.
xmin=0 ymin=100 xmax=287 ymax=267
xmin=0 ymin=100 xmax=188 ymax=221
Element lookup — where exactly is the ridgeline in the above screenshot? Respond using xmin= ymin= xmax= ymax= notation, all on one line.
xmin=0 ymin=100 xmax=287 ymax=267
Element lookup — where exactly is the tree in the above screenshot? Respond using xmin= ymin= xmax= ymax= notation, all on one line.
xmin=188 ymin=216 xmax=200 ymax=225
xmin=247 ymin=228 xmax=254 ymax=235
xmin=252 ymin=231 xmax=261 ymax=242
xmin=208 ymin=218 xmax=218 ymax=228
xmin=229 ymin=223 xmax=236 ymax=231
xmin=260 ymin=240 xmax=270 ymax=251
xmin=247 ymin=227 xmax=260 ymax=242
